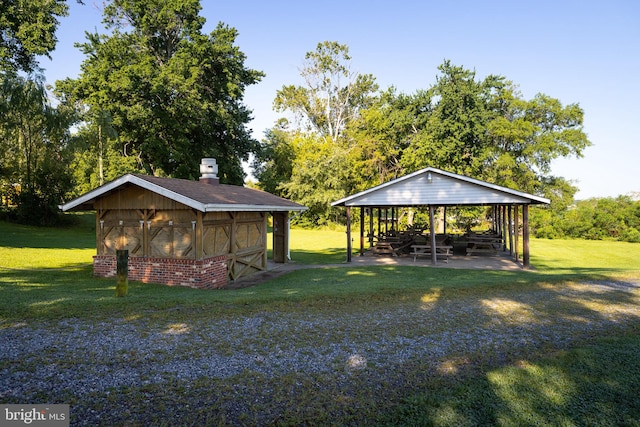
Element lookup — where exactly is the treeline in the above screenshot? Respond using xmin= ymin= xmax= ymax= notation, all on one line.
xmin=253 ymin=42 xmax=590 ymax=228
xmin=1 ymin=2 xmax=637 ymax=243
xmin=532 ymin=195 xmax=640 ymax=242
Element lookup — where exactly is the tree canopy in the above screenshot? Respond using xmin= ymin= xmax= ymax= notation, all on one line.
xmin=0 ymin=74 xmax=75 ymax=224
xmin=273 ymin=41 xmax=378 ymax=141
xmin=0 ymin=0 xmax=72 ymax=74
xmin=256 ymin=50 xmax=592 ymax=226
xmin=57 ymin=0 xmax=263 ymax=184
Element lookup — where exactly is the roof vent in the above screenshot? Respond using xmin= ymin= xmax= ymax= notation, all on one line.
xmin=199 ymin=158 xmax=219 ymax=184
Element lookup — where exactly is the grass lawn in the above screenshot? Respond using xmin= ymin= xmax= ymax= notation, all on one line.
xmin=1 ymin=215 xmax=640 ymax=425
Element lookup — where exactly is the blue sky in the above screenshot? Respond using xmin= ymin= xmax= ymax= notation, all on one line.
xmin=43 ymin=0 xmax=639 ymax=199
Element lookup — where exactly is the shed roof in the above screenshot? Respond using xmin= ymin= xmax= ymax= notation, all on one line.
xmin=60 ymin=173 xmax=307 ymax=213
xmin=331 ymin=167 xmax=550 ymax=207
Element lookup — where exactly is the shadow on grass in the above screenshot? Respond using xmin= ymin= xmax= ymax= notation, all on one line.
xmin=378 ymin=330 xmax=640 ymax=426
xmin=3 ymin=258 xmax=637 ymax=321
xmin=255 ymin=265 xmax=640 ymax=425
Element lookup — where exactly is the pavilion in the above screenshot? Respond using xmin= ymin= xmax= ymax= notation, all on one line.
xmin=331 ymin=167 xmax=550 ymax=269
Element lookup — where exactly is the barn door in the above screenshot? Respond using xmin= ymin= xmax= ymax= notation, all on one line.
xmin=272 ymin=212 xmax=288 ymax=263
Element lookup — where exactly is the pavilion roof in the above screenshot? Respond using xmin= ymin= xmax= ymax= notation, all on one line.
xmin=332 ymin=167 xmax=550 ymax=207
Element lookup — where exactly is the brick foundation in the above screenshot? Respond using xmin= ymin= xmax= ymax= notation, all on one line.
xmin=93 ymin=255 xmax=229 ymax=289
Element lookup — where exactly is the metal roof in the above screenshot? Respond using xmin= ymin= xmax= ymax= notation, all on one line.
xmin=59 ymin=173 xmax=307 ymax=213
xmin=331 ymin=167 xmax=550 ymax=207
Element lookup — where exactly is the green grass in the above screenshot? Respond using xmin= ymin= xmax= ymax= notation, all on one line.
xmin=378 ymin=328 xmax=640 ymax=426
xmin=530 ymin=237 xmax=640 ymax=275
xmin=0 ymin=212 xmax=96 ymax=269
xmin=2 ymin=217 xmax=640 ymax=425
xmin=267 ymin=223 xmax=355 ymax=264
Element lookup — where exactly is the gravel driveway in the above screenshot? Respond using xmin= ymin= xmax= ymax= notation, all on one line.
xmin=2 ymin=279 xmax=639 ymax=425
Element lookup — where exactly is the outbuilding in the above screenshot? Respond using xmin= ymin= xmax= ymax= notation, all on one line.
xmin=60 ymin=159 xmax=307 ymax=288
xmin=331 ymin=167 xmax=550 ymax=268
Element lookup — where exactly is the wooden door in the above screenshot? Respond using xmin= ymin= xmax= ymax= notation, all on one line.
xmin=272 ymin=212 xmax=288 ymax=263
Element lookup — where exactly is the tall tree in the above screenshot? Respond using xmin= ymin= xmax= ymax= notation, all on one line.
xmin=0 ymin=0 xmax=73 ymax=73
xmin=64 ymin=107 xmax=134 ymax=196
xmin=400 ymin=61 xmax=499 ymax=177
xmin=484 ymin=85 xmax=590 ymax=194
xmin=251 ymin=120 xmax=295 ymax=197
xmin=255 ymin=41 xmax=378 ymax=224
xmin=381 ymin=60 xmax=590 ymax=200
xmin=57 ymin=0 xmax=263 ymax=184
xmin=274 ymin=41 xmax=378 ymax=141
xmin=345 ymin=88 xmax=422 ymax=189
xmin=0 ymin=75 xmax=74 ymax=224
xmin=278 ymin=133 xmax=353 ymax=226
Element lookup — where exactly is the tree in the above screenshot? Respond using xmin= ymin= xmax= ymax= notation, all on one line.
xmin=345 ymin=88 xmax=423 ymax=189
xmin=0 ymin=0 xmax=75 ymax=73
xmin=251 ymin=120 xmax=295 ymax=197
xmin=278 ymin=133 xmax=352 ymax=226
xmin=65 ymin=108 xmax=138 ymax=196
xmin=0 ymin=74 xmax=74 ymax=224
xmin=274 ymin=41 xmax=378 ymax=141
xmin=256 ymin=41 xmax=378 ymax=224
xmin=374 ymin=61 xmax=590 ymax=201
xmin=400 ymin=61 xmax=500 ymax=177
xmin=484 ymin=87 xmax=590 ymax=195
xmin=57 ymin=0 xmax=263 ymax=184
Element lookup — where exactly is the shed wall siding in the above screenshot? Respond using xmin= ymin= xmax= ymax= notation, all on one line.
xmin=95 ymin=207 xmax=267 ymax=285
xmin=348 ymin=173 xmax=531 ymax=206
xmin=95 ymin=186 xmax=191 ymax=211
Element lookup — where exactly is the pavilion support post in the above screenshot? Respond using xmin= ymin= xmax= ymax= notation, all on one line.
xmin=429 ymin=205 xmax=437 ymax=265
xmin=523 ymin=204 xmax=530 ymax=269
xmin=384 ymin=208 xmax=387 ymax=235
xmin=359 ymin=208 xmax=365 ymax=256
xmin=502 ymin=205 xmax=508 ymax=251
xmin=369 ymin=208 xmax=374 ymax=248
xmin=492 ymin=206 xmax=498 ymax=232
xmin=386 ymin=208 xmax=389 ymax=234
xmin=391 ymin=207 xmax=395 ymax=232
xmin=346 ymin=206 xmax=352 ymax=263
xmin=507 ymin=205 xmax=514 ymax=256
xmin=514 ymin=205 xmax=520 ymax=262
xmin=443 ymin=207 xmax=447 ymax=235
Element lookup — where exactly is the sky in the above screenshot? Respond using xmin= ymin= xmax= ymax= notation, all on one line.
xmin=41 ymin=0 xmax=640 ymax=200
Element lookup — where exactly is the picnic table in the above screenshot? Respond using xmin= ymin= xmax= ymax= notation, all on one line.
xmin=410 ymin=244 xmax=453 ymax=263
xmin=372 ymin=236 xmax=413 ymax=256
xmin=372 ymin=240 xmax=399 ymax=256
xmin=465 ymin=233 xmax=502 ymax=255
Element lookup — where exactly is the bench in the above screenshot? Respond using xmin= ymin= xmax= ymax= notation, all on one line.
xmin=411 ymin=244 xmax=453 ymax=263
xmin=372 ymin=241 xmax=397 ymax=256
xmin=372 ymin=236 xmax=415 ymax=257
xmin=465 ymin=238 xmax=501 ymax=255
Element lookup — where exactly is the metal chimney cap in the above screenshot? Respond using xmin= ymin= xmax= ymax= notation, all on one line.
xmin=199 ymin=158 xmax=218 ymax=179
